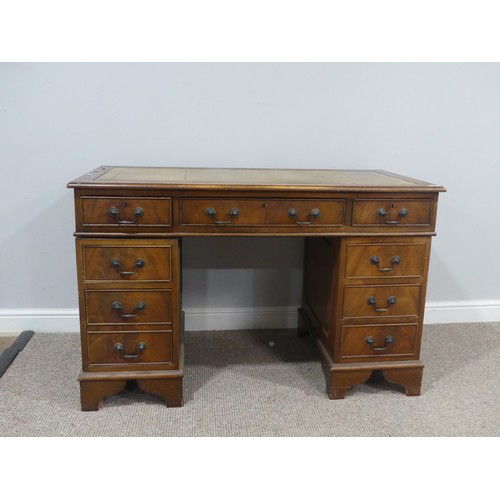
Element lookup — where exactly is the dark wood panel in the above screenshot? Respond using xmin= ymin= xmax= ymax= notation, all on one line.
xmin=303 ymin=238 xmax=339 ymax=341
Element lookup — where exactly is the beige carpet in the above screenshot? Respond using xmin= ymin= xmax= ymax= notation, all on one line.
xmin=0 ymin=323 xmax=498 ymax=436
xmin=0 ymin=336 xmax=17 ymax=352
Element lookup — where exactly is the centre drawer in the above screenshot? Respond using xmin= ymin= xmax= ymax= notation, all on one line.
xmin=180 ymin=198 xmax=264 ymax=226
xmin=343 ymin=284 xmax=421 ymax=319
xmin=264 ymin=199 xmax=345 ymax=226
xmin=85 ymin=289 xmax=173 ymax=326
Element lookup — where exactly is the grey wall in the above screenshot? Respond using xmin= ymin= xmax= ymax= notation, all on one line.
xmin=1 ymin=63 xmax=499 ymax=314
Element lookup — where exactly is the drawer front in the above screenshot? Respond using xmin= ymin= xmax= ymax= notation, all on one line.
xmin=81 ymin=196 xmax=171 ymax=227
xmin=180 ymin=198 xmax=264 ymax=226
xmin=343 ymin=284 xmax=421 ymax=319
xmin=87 ymin=331 xmax=173 ymax=366
xmin=264 ymin=199 xmax=345 ymax=226
xmin=345 ymin=242 xmax=426 ymax=279
xmin=82 ymin=243 xmax=172 ymax=283
xmin=339 ymin=324 xmax=419 ymax=361
xmin=353 ymin=199 xmax=432 ymax=227
xmin=85 ymin=290 xmax=172 ymax=326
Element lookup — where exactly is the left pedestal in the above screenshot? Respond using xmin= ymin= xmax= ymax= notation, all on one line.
xmin=75 ymin=237 xmax=183 ymax=411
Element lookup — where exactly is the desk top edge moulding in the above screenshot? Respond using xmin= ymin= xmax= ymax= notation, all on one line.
xmin=67 ymin=166 xmax=446 ymax=192
xmin=68 ymin=166 xmax=445 ymax=410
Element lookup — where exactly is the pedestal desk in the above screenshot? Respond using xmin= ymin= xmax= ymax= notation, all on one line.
xmin=68 ymin=167 xmax=445 ymax=410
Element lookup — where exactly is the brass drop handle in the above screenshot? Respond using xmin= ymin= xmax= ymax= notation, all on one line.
xmin=113 ymin=342 xmax=147 ymax=359
xmin=370 ymin=255 xmax=401 ymax=272
xmin=111 ymin=258 xmax=145 ymax=276
xmin=112 ymin=301 xmax=147 ymax=319
xmin=367 ymin=295 xmax=397 ymax=312
xmin=365 ymin=335 xmax=394 ymax=351
xmin=376 ymin=207 xmax=408 ymax=224
xmin=205 ymin=207 xmax=240 ymax=224
xmin=287 ymin=208 xmax=321 ymax=225
xmin=108 ymin=206 xmax=145 ymax=224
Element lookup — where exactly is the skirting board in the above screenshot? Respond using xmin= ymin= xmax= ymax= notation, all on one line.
xmin=1 ymin=301 xmax=500 ymax=334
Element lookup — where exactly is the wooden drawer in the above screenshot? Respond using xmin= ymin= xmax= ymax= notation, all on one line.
xmin=87 ymin=331 xmax=173 ymax=367
xmin=343 ymin=284 xmax=421 ymax=319
xmin=345 ymin=241 xmax=426 ymax=279
xmin=352 ymin=199 xmax=432 ymax=227
xmin=81 ymin=240 xmax=173 ymax=283
xmin=338 ymin=324 xmax=419 ymax=362
xmin=264 ymin=199 xmax=345 ymax=226
xmin=180 ymin=198 xmax=264 ymax=226
xmin=81 ymin=196 xmax=171 ymax=228
xmin=85 ymin=289 xmax=173 ymax=326
xmin=180 ymin=197 xmax=346 ymax=228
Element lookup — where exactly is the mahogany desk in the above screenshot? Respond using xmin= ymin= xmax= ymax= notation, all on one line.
xmin=68 ymin=167 xmax=445 ymax=410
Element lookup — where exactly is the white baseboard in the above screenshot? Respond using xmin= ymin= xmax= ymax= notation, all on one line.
xmin=183 ymin=306 xmax=299 ymax=331
xmin=423 ymin=300 xmax=500 ymax=324
xmin=1 ymin=301 xmax=500 ymax=334
xmin=0 ymin=309 xmax=80 ymax=335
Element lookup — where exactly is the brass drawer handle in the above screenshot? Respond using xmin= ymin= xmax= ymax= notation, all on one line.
xmin=112 ymin=300 xmax=147 ymax=319
xmin=364 ymin=335 xmax=394 ymax=351
xmin=108 ymin=206 xmax=145 ymax=224
xmin=376 ymin=207 xmax=408 ymax=224
xmin=370 ymin=255 xmax=400 ymax=272
xmin=367 ymin=295 xmax=397 ymax=312
xmin=287 ymin=208 xmax=321 ymax=225
xmin=205 ymin=207 xmax=240 ymax=224
xmin=110 ymin=258 xmax=145 ymax=276
xmin=113 ymin=342 xmax=147 ymax=359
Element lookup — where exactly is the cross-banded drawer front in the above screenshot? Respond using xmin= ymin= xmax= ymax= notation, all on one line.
xmin=345 ymin=242 xmax=426 ymax=279
xmin=180 ymin=197 xmax=346 ymax=228
xmin=353 ymin=199 xmax=433 ymax=227
xmin=81 ymin=196 xmax=171 ymax=228
xmin=339 ymin=324 xmax=419 ymax=361
xmin=343 ymin=284 xmax=421 ymax=319
xmin=87 ymin=331 xmax=173 ymax=367
xmin=82 ymin=243 xmax=172 ymax=283
xmin=85 ymin=290 xmax=173 ymax=326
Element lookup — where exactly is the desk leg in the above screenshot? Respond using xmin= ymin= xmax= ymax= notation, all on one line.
xmin=78 ymin=371 xmax=184 ymax=410
xmin=381 ymin=366 xmax=423 ymax=396
xmin=138 ymin=377 xmax=183 ymax=407
xmin=79 ymin=378 xmax=127 ymax=411
xmin=328 ymin=368 xmax=373 ymax=400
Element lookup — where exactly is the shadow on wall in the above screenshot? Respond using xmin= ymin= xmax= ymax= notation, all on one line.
xmin=427 ymin=249 xmax=466 ymax=302
xmin=1 ymin=191 xmax=77 ymax=309
xmin=181 ymin=237 xmax=305 ymax=310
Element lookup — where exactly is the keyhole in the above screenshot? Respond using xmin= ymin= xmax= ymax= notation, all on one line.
xmin=391 ymin=203 xmax=395 ymax=209
xmin=124 ymin=202 xmax=128 ymax=208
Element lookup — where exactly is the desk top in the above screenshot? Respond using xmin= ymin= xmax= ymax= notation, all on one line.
xmin=68 ymin=166 xmax=445 ymax=192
